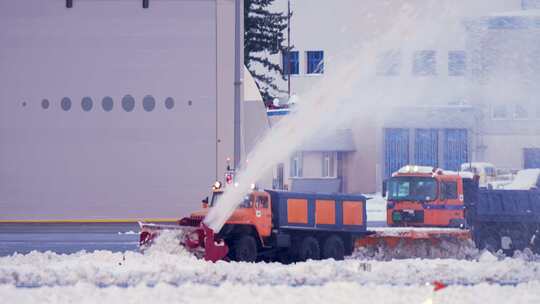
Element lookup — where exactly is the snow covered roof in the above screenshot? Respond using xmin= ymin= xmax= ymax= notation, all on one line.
xmin=504 ymin=169 xmax=540 ymax=190
xmin=300 ymin=129 xmax=356 ymax=152
xmin=490 ymin=9 xmax=540 ymax=17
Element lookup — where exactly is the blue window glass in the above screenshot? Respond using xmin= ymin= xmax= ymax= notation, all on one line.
xmin=448 ymin=51 xmax=466 ymax=76
xmin=283 ymin=51 xmax=299 ymax=75
xmin=413 ymin=50 xmax=436 ymax=76
xmin=306 ymin=50 xmax=324 ymax=74
xmin=414 ymin=129 xmax=438 ymax=167
xmin=377 ymin=50 xmax=401 ymax=76
xmin=443 ymin=129 xmax=468 ymax=171
xmin=384 ymin=128 xmax=409 ymax=178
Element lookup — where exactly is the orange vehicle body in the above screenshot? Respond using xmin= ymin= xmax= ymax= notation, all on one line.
xmin=386 ymin=169 xmax=466 ymax=228
xmin=194 ymin=190 xmax=273 ymax=244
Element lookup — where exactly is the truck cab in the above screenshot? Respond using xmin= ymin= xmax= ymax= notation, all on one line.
xmin=384 ymin=165 xmax=468 ymax=227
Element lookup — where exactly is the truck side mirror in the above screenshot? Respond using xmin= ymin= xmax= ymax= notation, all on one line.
xmin=202 ymin=197 xmax=209 ymax=208
xmin=382 ymin=180 xmax=387 ymax=198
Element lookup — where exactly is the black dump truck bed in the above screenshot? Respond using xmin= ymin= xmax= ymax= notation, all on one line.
xmin=465 ymin=184 xmax=540 ymax=253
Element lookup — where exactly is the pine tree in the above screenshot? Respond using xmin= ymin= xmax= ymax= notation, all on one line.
xmin=244 ymin=0 xmax=290 ymax=102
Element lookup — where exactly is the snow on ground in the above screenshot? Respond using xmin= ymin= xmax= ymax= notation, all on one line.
xmin=1 ymin=231 xmax=540 ymax=303
xmin=2 ymin=281 xmax=540 ymax=304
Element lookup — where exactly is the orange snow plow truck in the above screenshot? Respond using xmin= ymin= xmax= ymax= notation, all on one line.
xmin=357 ymin=165 xmax=471 ymax=251
xmin=139 ymin=182 xmax=370 ymax=262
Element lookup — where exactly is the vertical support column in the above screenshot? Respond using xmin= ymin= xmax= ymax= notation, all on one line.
xmin=408 ymin=128 xmax=415 ymax=165
xmin=438 ymin=129 xmax=445 ymax=169
xmin=233 ymin=0 xmax=244 ymax=169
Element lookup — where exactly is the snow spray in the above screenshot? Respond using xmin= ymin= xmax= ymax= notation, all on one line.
xmin=204 ymin=1 xmax=524 ymax=232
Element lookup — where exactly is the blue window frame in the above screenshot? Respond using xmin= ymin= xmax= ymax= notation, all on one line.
xmin=413 ymin=50 xmax=436 ymax=76
xmin=377 ymin=50 xmax=401 ymax=76
xmin=443 ymin=129 xmax=468 ymax=171
xmin=415 ymin=129 xmax=438 ymax=167
xmin=448 ymin=51 xmax=466 ymax=76
xmin=283 ymin=51 xmax=299 ymax=75
xmin=306 ymin=51 xmax=324 ymax=74
xmin=384 ymin=128 xmax=410 ymax=178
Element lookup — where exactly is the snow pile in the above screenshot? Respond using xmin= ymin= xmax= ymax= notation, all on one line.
xmin=1 ymin=249 xmax=540 ymax=288
xmin=2 ymin=281 xmax=540 ymax=304
xmin=365 ymin=194 xmax=387 ymax=223
xmin=142 ymin=230 xmax=192 ymax=257
xmin=353 ymin=238 xmax=478 ymax=260
xmin=504 ymin=169 xmax=540 ymax=190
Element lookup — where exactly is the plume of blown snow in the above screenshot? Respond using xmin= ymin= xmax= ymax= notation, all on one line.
xmin=205 ymin=1 xmax=467 ymax=232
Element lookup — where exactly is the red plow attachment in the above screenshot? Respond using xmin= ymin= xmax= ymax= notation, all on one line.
xmin=355 ymin=228 xmax=473 ymax=259
xmin=138 ymin=218 xmax=228 ymax=262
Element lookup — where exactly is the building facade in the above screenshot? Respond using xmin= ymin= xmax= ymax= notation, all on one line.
xmin=0 ymin=0 xmax=268 ymax=220
xmin=263 ymin=0 xmax=539 ymax=194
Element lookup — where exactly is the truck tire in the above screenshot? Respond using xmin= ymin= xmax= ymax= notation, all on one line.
xmin=296 ymin=236 xmax=320 ymax=261
xmin=231 ymin=235 xmax=258 ymax=262
xmin=322 ymin=235 xmax=345 ymax=260
xmin=478 ymin=226 xmax=500 ymax=252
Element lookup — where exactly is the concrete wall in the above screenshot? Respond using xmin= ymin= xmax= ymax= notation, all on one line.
xmin=0 ymin=0 xmax=237 ymax=220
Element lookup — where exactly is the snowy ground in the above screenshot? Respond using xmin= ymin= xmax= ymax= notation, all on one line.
xmin=1 ymin=200 xmax=539 ymax=303
xmin=1 ymin=231 xmax=540 ymax=304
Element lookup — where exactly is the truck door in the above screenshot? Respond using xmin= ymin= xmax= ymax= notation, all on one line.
xmin=254 ymin=193 xmax=272 ymax=237
xmin=439 ymin=177 xmax=465 ymax=226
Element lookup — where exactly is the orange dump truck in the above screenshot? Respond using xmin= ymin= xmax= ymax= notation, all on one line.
xmin=140 ymin=184 xmax=369 ymax=262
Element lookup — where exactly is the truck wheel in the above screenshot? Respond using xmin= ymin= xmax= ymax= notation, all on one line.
xmin=478 ymin=227 xmax=500 ymax=252
xmin=231 ymin=235 xmax=258 ymax=262
xmin=296 ymin=236 xmax=320 ymax=261
xmin=322 ymin=235 xmax=345 ymax=260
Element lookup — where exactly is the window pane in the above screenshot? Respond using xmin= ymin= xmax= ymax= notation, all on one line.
xmin=143 ymin=95 xmax=156 ymax=112
xmin=413 ymin=50 xmax=436 ymax=76
xmin=377 ymin=50 xmax=401 ymax=76
xmin=61 ymin=97 xmax=72 ymax=111
xmin=165 ymin=97 xmax=175 ymax=110
xmin=102 ymin=96 xmax=114 ymax=112
xmin=492 ymin=105 xmax=508 ymax=120
xmin=81 ymin=97 xmax=93 ymax=112
xmin=443 ymin=182 xmax=458 ymax=199
xmin=514 ymin=104 xmax=528 ymax=120
xmin=448 ymin=51 xmax=466 ymax=76
xmin=122 ymin=95 xmax=135 ymax=112
xmin=283 ymin=51 xmax=299 ymax=75
xmin=307 ymin=51 xmax=324 ymax=74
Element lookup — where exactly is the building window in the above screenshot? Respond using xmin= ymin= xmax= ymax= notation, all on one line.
xmin=492 ymin=104 xmax=509 ymax=120
xmin=413 ymin=50 xmax=436 ymax=76
xmin=306 ymin=51 xmax=324 ymax=74
xmin=102 ymin=96 xmax=114 ymax=112
xmin=290 ymin=152 xmax=303 ymax=177
xmin=41 ymin=99 xmax=50 ymax=109
xmin=61 ymin=97 xmax=72 ymax=111
xmin=377 ymin=50 xmax=401 ymax=76
xmin=122 ymin=95 xmax=135 ymax=112
xmin=448 ymin=51 xmax=466 ymax=76
xmin=283 ymin=50 xmax=299 ymax=75
xmin=81 ymin=97 xmax=93 ymax=112
xmin=322 ymin=152 xmax=336 ymax=177
xmin=142 ymin=95 xmax=155 ymax=112
xmin=514 ymin=104 xmax=528 ymax=120
xmin=165 ymin=97 xmax=175 ymax=110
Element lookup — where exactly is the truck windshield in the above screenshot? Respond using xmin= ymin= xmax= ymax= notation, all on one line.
xmin=387 ymin=177 xmax=437 ymax=202
xmin=210 ymin=191 xmax=253 ymax=208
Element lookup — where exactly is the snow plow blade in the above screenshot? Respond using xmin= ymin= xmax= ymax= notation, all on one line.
xmin=355 ymin=228 xmax=474 ymax=259
xmin=138 ymin=218 xmax=228 ymax=262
